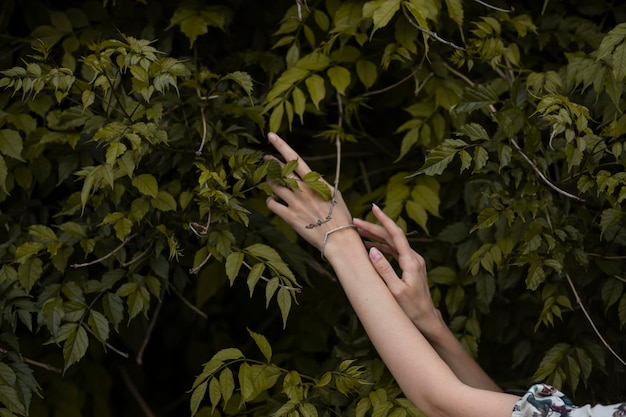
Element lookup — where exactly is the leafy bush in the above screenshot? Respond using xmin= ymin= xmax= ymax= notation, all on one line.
xmin=0 ymin=0 xmax=625 ymax=416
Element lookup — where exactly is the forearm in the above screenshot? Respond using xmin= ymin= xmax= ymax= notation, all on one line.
xmin=324 ymin=233 xmax=517 ymax=417
xmin=423 ymin=318 xmax=502 ymax=392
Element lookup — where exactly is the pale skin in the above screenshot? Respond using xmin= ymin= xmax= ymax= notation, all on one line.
xmin=265 ymin=132 xmax=520 ymax=417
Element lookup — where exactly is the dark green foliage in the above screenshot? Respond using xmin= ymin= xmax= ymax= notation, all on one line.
xmin=0 ymin=0 xmax=625 ymax=416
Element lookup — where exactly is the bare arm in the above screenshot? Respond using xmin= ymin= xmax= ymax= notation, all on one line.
xmin=354 ymin=207 xmax=501 ymax=392
xmin=265 ymin=133 xmax=518 ymax=417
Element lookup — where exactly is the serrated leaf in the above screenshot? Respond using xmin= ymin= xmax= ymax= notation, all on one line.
xmin=265 ymin=277 xmax=279 ymax=308
xmin=225 ymin=252 xmax=244 ymax=285
xmin=405 ymin=200 xmax=428 ymax=233
xmin=268 ymin=102 xmax=284 ymax=133
xmin=209 ymin=377 xmax=221 ymax=410
xmin=0 ymin=129 xmax=24 ymax=161
xmin=88 ymin=310 xmax=110 ymax=344
xmin=247 ymin=328 xmax=272 ymax=362
xmin=190 ymin=381 xmax=207 ymax=416
xmin=82 ymin=89 xmax=95 ymax=111
xmin=219 ymin=368 xmax=235 ymax=405
xmin=63 ymin=325 xmax=88 ymax=372
xmin=356 ymin=59 xmax=377 ymax=88
xmin=305 ymin=74 xmax=326 ymax=110
xmin=17 ymin=258 xmax=43 ymax=293
xmin=292 ymin=86 xmax=306 ymax=122
xmin=277 ymin=287 xmax=292 ymax=328
xmin=613 ymin=42 xmax=626 ymax=82
xmin=445 ymin=0 xmax=463 ymax=29
xmin=363 ymin=0 xmax=401 ymax=35
xmin=151 ymin=190 xmax=177 ymax=212
xmin=132 ymin=174 xmax=159 ymax=198
xmin=103 ymin=292 xmax=124 ymax=331
xmin=29 ymin=225 xmax=57 ymax=242
xmin=327 ymin=66 xmax=351 ymax=95
xmin=14 ymin=242 xmax=44 ymax=264
xmin=246 ymin=263 xmax=265 ymax=296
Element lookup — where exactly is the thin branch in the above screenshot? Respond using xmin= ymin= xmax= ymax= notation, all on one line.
xmin=565 ymin=273 xmax=626 ymax=367
xmin=613 ymin=274 xmax=626 ymax=284
xmin=120 ymin=248 xmax=150 ymax=268
xmin=358 ymin=159 xmax=372 ymax=195
xmin=0 ymin=348 xmax=62 ymax=373
xmin=587 ymin=253 xmax=626 ymax=260
xmin=511 ymin=139 xmax=585 ymax=202
xmin=71 ymin=234 xmax=138 ymax=268
xmin=414 ymin=72 xmax=434 ymax=96
xmin=189 ymin=209 xmax=212 ymax=237
xmin=81 ymin=323 xmax=129 ymax=358
xmin=136 ymin=289 xmax=166 ymax=365
xmin=169 ymin=284 xmax=209 ymax=319
xmin=242 ymin=260 xmax=302 ymax=292
xmin=363 ymin=68 xmax=420 ymax=97
xmin=473 ymin=0 xmax=515 ymax=13
xmin=305 ymin=93 xmax=344 ymax=229
xmin=401 ymin=4 xmax=466 ymax=51
xmin=189 ymin=251 xmax=213 ymax=275
xmin=196 ymin=99 xmax=208 ymax=156
xmin=119 ymin=366 xmax=157 ymax=417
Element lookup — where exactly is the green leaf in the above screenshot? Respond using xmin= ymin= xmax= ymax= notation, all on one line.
xmin=246 ymin=263 xmax=265 ymax=296
xmin=14 ymin=242 xmax=45 ymax=264
xmin=208 ymin=377 xmax=221 ymax=410
xmin=151 ymin=191 xmax=177 ymax=211
xmin=0 ymin=129 xmax=24 ymax=161
xmin=0 ymin=385 xmax=25 ymax=415
xmin=247 ymin=328 xmax=272 ymax=362
xmin=265 ymin=277 xmax=279 ymax=308
xmin=305 ymin=74 xmax=326 ymax=110
xmin=277 ymin=287 xmax=292 ymax=328
xmin=405 ymin=200 xmax=428 ymax=233
xmin=132 ymin=174 xmax=159 ymax=198
xmin=225 ymin=252 xmax=244 ymax=285
xmin=224 ymin=71 xmax=254 ymax=96
xmin=415 ymin=139 xmax=467 ymax=176
xmin=612 ymin=42 xmax=626 ymax=82
xmin=356 ymin=59 xmax=378 ymax=88
xmin=88 ymin=310 xmax=110 ymax=344
xmin=103 ymin=292 xmax=124 ymax=331
xmin=81 ymin=89 xmax=95 ymax=111
xmin=327 ymin=66 xmax=351 ymax=95
xmin=106 ymin=142 xmax=127 ymax=165
xmin=18 ymin=258 xmax=43 ymax=293
xmin=444 ymin=0 xmax=463 ymax=29
xmin=0 ymin=155 xmax=8 ymax=194
xmin=219 ymin=368 xmax=235 ymax=406
xmin=190 ymin=381 xmax=207 ymax=416
xmin=362 ymin=0 xmax=401 ymax=35
xmin=292 ymin=86 xmax=306 ymax=122
xmin=268 ymin=102 xmax=284 ymax=133
xmin=63 ymin=325 xmax=89 ymax=372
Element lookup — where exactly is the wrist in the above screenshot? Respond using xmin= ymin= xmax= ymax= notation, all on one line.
xmin=416 ymin=311 xmax=449 ymax=344
xmin=322 ymin=226 xmax=363 ymax=264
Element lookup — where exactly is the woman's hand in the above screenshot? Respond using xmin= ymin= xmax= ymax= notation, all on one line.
xmin=265 ymin=133 xmax=355 ymax=256
xmin=354 ymin=205 xmax=443 ymax=338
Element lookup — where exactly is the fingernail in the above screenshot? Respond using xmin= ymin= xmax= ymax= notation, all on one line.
xmin=268 ymin=132 xmax=277 ymax=142
xmin=372 ymin=203 xmax=380 ymax=211
xmin=369 ymin=247 xmax=382 ymax=261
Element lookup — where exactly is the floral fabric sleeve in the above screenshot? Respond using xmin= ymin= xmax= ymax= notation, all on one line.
xmin=512 ymin=384 xmax=625 ymax=417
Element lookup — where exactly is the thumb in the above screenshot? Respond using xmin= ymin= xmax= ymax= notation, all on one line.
xmin=369 ymin=247 xmax=401 ymax=290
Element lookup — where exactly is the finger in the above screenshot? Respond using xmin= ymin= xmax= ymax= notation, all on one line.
xmin=369 ymin=247 xmax=403 ymax=291
xmin=268 ymin=180 xmax=298 ymax=204
xmin=371 ymin=204 xmax=414 ymax=255
xmin=363 ymin=241 xmax=398 ymax=257
xmin=266 ymin=196 xmax=292 ymax=221
xmin=268 ymin=132 xmax=312 ymax=178
xmin=353 ymin=218 xmax=392 ymax=245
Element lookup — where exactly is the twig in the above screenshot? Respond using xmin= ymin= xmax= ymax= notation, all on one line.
xmin=401 ymin=4 xmax=465 ymax=51
xmin=71 ymin=234 xmax=138 ymax=268
xmin=473 ymin=0 xmax=515 ymax=12
xmin=189 ymin=209 xmax=212 ymax=237
xmin=169 ymin=284 xmax=209 ymax=319
xmin=0 ymin=348 xmax=62 ymax=373
xmin=613 ymin=275 xmax=626 ymax=284
xmin=81 ymin=323 xmax=129 ymax=358
xmin=511 ymin=139 xmax=585 ymax=202
xmin=305 ymin=93 xmax=344 ymax=229
xmin=587 ymin=253 xmax=626 ymax=260
xmin=564 ymin=273 xmax=626 ymax=367
xmin=363 ymin=68 xmax=420 ymax=97
xmin=196 ymin=103 xmax=208 ymax=156
xmin=136 ymin=289 xmax=166 ymax=365
xmin=119 ymin=366 xmax=157 ymax=417
xmin=242 ymin=260 xmax=302 ymax=292
xmin=414 ymin=72 xmax=434 ymax=96
xmin=120 ymin=248 xmax=150 ymax=268
xmin=189 ymin=251 xmax=213 ymax=274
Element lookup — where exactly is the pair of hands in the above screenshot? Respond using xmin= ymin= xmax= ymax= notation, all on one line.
xmin=265 ymin=133 xmax=441 ymax=337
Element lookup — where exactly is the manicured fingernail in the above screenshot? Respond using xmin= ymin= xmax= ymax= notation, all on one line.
xmin=372 ymin=203 xmax=380 ymax=211
xmin=268 ymin=132 xmax=278 ymax=142
xmin=369 ymin=247 xmax=382 ymax=261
